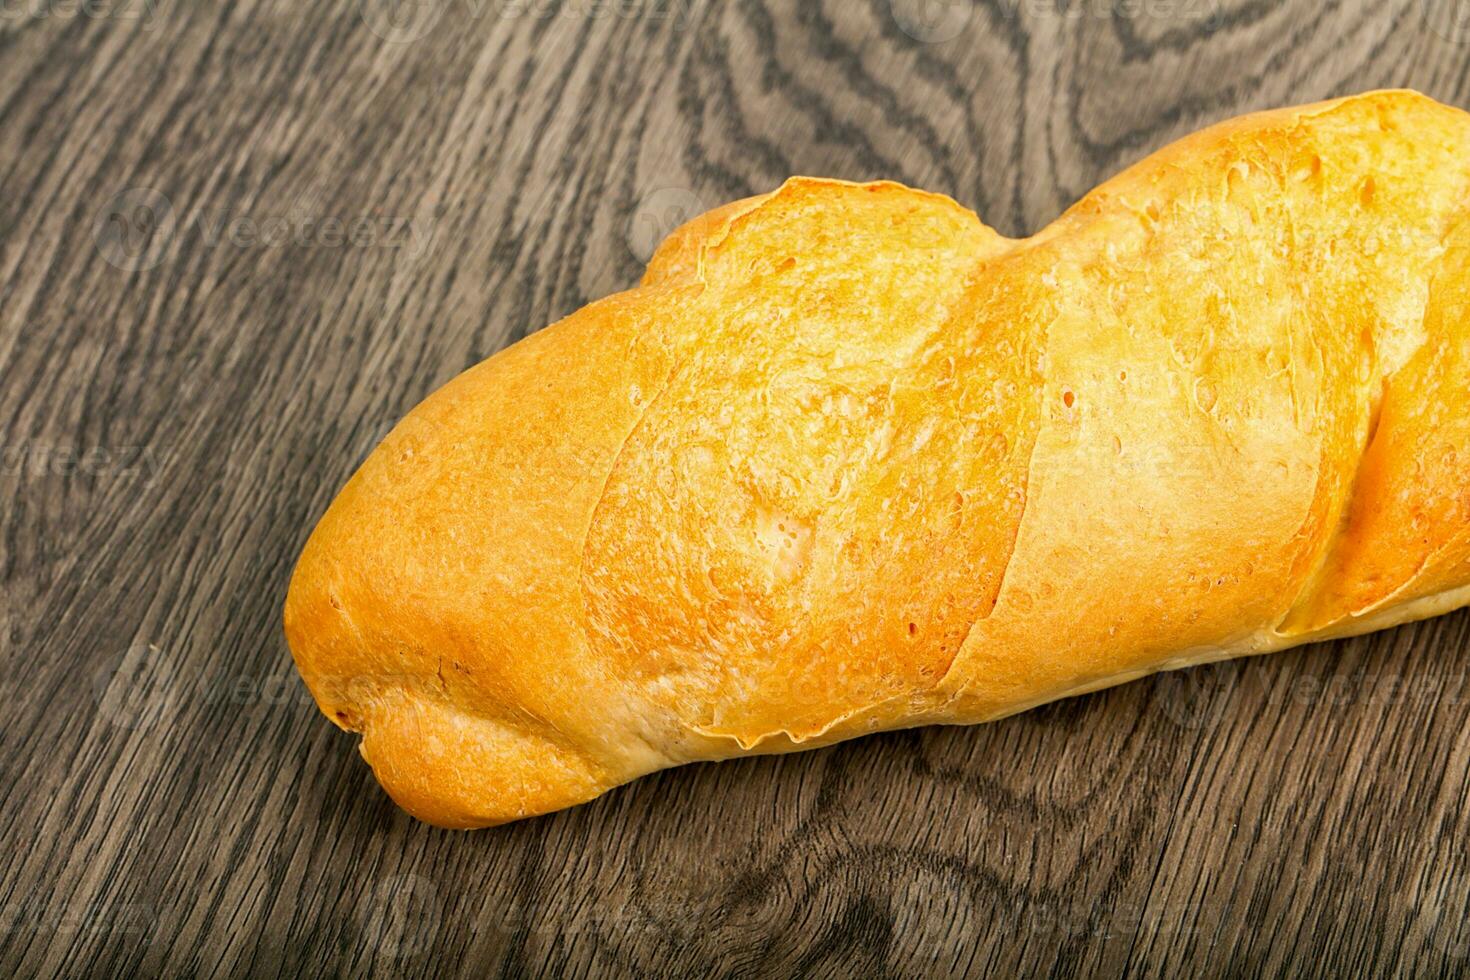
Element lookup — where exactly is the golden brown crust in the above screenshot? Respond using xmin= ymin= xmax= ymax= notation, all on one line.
xmin=285 ymin=90 xmax=1470 ymax=827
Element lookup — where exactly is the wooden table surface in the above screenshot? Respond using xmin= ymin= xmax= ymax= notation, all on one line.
xmin=6 ymin=0 xmax=1470 ymax=976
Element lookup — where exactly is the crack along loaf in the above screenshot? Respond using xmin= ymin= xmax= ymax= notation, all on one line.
xmin=286 ymin=90 xmax=1470 ymax=827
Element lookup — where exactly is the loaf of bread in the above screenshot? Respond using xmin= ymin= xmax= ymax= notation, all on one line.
xmin=285 ymin=90 xmax=1470 ymax=828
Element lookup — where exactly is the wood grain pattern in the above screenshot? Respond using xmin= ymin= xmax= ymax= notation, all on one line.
xmin=4 ymin=0 xmax=1470 ymax=975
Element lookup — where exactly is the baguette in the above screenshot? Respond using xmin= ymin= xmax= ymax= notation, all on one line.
xmin=285 ymin=90 xmax=1470 ymax=828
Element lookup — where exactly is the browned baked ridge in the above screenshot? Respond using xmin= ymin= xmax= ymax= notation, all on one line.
xmin=285 ymin=90 xmax=1470 ymax=828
